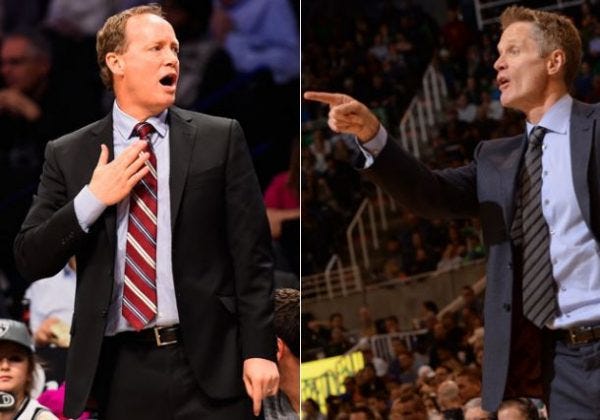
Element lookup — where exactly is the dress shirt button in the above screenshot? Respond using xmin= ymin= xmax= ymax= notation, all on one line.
xmin=543 ymin=171 xmax=548 ymax=177
xmin=544 ymin=199 xmax=549 ymax=205
xmin=550 ymin=229 xmax=555 ymax=235
xmin=561 ymin=286 xmax=566 ymax=291
xmin=542 ymin=144 xmax=547 ymax=150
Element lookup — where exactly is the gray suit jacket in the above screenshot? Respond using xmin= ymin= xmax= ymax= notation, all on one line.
xmin=362 ymin=99 xmax=600 ymax=410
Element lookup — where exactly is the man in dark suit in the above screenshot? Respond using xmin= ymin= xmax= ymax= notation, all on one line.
xmin=306 ymin=6 xmax=600 ymax=419
xmin=14 ymin=5 xmax=278 ymax=419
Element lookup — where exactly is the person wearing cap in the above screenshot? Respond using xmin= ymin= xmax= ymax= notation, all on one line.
xmin=0 ymin=319 xmax=56 ymax=419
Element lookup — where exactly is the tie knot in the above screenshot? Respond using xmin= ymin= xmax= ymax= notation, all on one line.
xmin=133 ymin=122 xmax=155 ymax=140
xmin=528 ymin=126 xmax=547 ymax=146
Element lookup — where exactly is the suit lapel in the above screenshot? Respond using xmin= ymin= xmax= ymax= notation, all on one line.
xmin=492 ymin=134 xmax=527 ymax=230
xmin=570 ymin=100 xmax=595 ymax=230
xmin=168 ymin=107 xmax=196 ymax=229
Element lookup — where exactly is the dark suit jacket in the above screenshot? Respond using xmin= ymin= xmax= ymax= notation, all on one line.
xmin=361 ymin=100 xmax=600 ymax=411
xmin=14 ymin=107 xmax=276 ymax=417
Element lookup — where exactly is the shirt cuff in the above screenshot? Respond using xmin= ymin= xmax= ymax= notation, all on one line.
xmin=74 ymin=186 xmax=107 ymax=232
xmin=355 ymin=125 xmax=387 ymax=168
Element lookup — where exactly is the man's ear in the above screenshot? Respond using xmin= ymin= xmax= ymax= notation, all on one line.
xmin=547 ymin=49 xmax=565 ymax=77
xmin=106 ymin=52 xmax=124 ymax=77
xmin=276 ymin=337 xmax=285 ymax=362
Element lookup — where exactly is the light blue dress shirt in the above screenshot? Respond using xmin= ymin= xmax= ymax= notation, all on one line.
xmin=73 ymin=101 xmax=179 ymax=335
xmin=361 ymin=94 xmax=600 ymax=328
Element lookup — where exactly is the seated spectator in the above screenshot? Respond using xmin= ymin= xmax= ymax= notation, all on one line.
xmin=388 ymin=350 xmax=420 ymax=384
xmin=264 ymin=142 xmax=300 ymax=278
xmin=497 ymin=398 xmax=540 ymax=420
xmin=210 ymin=0 xmax=299 ymax=85
xmin=389 ymin=391 xmax=428 ymax=420
xmin=302 ymin=313 xmax=330 ymax=358
xmin=329 ymin=312 xmax=347 ymax=332
xmin=357 ymin=364 xmax=386 ymax=398
xmin=463 ymin=397 xmax=493 ymax=420
xmin=302 ymin=398 xmax=325 ymax=420
xmin=434 ymin=365 xmax=453 ymax=387
xmin=454 ymin=368 xmax=481 ymax=405
xmin=324 ymin=327 xmax=352 ymax=357
xmin=436 ymin=380 xmax=463 ymax=420
xmin=358 ymin=307 xmax=377 ymax=338
xmin=460 ymin=286 xmax=483 ymax=316
xmin=24 ymin=258 xmax=75 ymax=349
xmin=349 ymin=405 xmax=378 ymax=420
xmin=367 ymin=391 xmax=389 ymax=419
xmin=263 ymin=289 xmax=299 ymax=419
xmin=384 ymin=315 xmax=400 ymax=334
xmin=0 ymin=319 xmax=57 ymax=419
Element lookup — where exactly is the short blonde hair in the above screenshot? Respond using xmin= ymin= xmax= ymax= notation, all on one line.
xmin=500 ymin=6 xmax=582 ymax=87
xmin=96 ymin=4 xmax=164 ymax=90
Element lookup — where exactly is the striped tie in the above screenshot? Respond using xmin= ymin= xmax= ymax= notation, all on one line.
xmin=519 ymin=126 xmax=557 ymax=328
xmin=122 ymin=122 xmax=158 ymax=331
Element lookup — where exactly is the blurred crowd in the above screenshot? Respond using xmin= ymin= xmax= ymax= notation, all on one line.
xmin=301 ymin=0 xmax=600 ymax=281
xmin=302 ymin=288 xmax=547 ymax=420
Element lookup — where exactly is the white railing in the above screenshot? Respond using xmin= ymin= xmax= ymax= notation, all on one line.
xmin=398 ymin=65 xmax=448 ymax=158
xmin=302 ymin=62 xmax=447 ymax=300
xmin=302 ymin=261 xmax=361 ymax=301
xmin=473 ymin=0 xmax=584 ymax=30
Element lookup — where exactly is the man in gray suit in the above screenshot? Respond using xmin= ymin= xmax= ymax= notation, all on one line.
xmin=306 ymin=6 xmax=600 ymax=418
xmin=15 ymin=4 xmax=278 ymax=419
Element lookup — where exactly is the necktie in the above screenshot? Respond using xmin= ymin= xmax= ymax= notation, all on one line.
xmin=519 ymin=126 xmax=557 ymax=328
xmin=122 ymin=122 xmax=158 ymax=331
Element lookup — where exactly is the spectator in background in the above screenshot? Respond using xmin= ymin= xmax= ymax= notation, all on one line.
xmin=308 ymin=129 xmax=332 ymax=174
xmin=454 ymin=369 xmax=482 ymax=406
xmin=388 ymin=350 xmax=420 ymax=384
xmin=463 ymin=398 xmax=493 ymax=420
xmin=210 ymin=0 xmax=299 ymax=85
xmin=358 ymin=306 xmax=377 ymax=338
xmin=263 ymin=289 xmax=299 ymax=420
xmin=162 ymin=0 xmax=235 ymax=109
xmin=497 ymin=398 xmax=540 ymax=420
xmin=24 ymin=257 xmax=75 ymax=348
xmin=349 ymin=405 xmax=378 ymax=420
xmin=436 ymin=380 xmax=464 ymax=420
xmin=389 ymin=391 xmax=428 ymax=420
xmin=0 ymin=319 xmax=57 ymax=419
xmin=264 ymin=142 xmax=300 ymax=279
xmin=301 ymin=398 xmax=325 ymax=420
xmin=0 ymin=29 xmax=96 ymax=314
xmin=324 ymin=327 xmax=352 ymax=357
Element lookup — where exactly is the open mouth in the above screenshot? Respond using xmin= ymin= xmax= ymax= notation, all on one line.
xmin=497 ymin=76 xmax=509 ymax=90
xmin=159 ymin=74 xmax=177 ymax=87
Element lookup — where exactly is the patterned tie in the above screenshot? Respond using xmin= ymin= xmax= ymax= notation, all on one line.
xmin=518 ymin=126 xmax=557 ymax=328
xmin=122 ymin=122 xmax=158 ymax=331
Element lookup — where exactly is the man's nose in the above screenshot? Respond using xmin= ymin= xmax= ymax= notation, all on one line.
xmin=493 ymin=55 xmax=505 ymax=71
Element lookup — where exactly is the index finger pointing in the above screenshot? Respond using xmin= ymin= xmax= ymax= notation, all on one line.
xmin=252 ymin=388 xmax=262 ymax=416
xmin=304 ymin=91 xmax=347 ymax=106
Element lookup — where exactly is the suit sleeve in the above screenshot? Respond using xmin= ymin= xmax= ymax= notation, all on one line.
xmin=14 ymin=140 xmax=87 ymax=281
xmin=225 ymin=120 xmax=276 ymax=361
xmin=362 ymin=134 xmax=480 ymax=219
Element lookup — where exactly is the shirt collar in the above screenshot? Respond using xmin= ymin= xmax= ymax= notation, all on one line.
xmin=526 ymin=94 xmax=572 ymax=136
xmin=112 ymin=100 xmax=169 ymax=141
